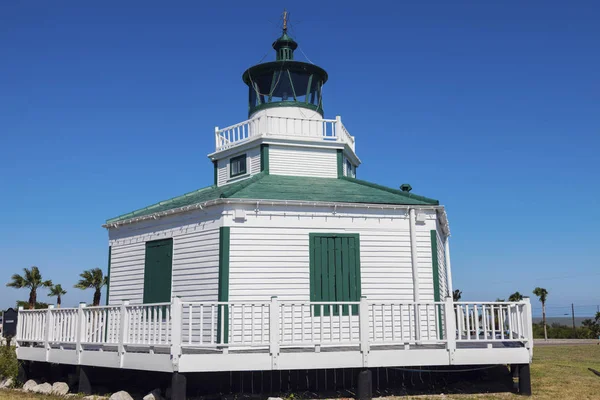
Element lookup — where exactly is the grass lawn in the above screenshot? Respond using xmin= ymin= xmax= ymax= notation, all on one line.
xmin=1 ymin=345 xmax=599 ymax=400
xmin=399 ymin=344 xmax=600 ymax=400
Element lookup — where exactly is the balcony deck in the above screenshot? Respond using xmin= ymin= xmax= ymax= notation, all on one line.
xmin=15 ymin=298 xmax=533 ymax=373
xmin=214 ymin=115 xmax=356 ymax=153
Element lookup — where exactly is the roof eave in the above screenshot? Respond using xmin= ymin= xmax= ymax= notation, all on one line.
xmin=103 ymin=197 xmax=446 ymax=229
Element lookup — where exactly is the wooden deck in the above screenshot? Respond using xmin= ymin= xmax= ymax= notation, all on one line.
xmin=15 ymin=298 xmax=533 ymax=373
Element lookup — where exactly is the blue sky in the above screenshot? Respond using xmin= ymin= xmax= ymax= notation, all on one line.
xmin=1 ymin=1 xmax=598 ymax=316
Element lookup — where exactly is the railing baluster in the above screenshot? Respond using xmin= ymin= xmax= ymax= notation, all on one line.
xmin=391 ymin=304 xmax=396 ymax=341
xmin=320 ymin=305 xmax=324 ymax=343
xmin=466 ymin=305 xmax=471 ymax=340
xmin=508 ymin=305 xmax=514 ymax=339
xmin=491 ymin=305 xmax=496 ymax=340
xmin=188 ymin=305 xmax=193 ymax=345
xmin=381 ymin=304 xmax=386 ymax=342
xmin=474 ymin=305 xmax=480 ymax=340
xmin=399 ymin=304 xmax=404 ymax=342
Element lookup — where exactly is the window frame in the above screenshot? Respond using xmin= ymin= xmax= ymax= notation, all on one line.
xmin=346 ymin=159 xmax=355 ymax=178
xmin=230 ymin=154 xmax=247 ymax=178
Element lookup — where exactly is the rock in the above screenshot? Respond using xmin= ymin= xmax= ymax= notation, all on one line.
xmin=143 ymin=389 xmax=163 ymax=400
xmin=110 ymin=391 xmax=134 ymax=400
xmin=33 ymin=382 xmax=53 ymax=394
xmin=267 ymin=398 xmax=283 ymax=400
xmin=0 ymin=378 xmax=14 ymax=388
xmin=52 ymin=382 xmax=70 ymax=395
xmin=23 ymin=379 xmax=39 ymax=392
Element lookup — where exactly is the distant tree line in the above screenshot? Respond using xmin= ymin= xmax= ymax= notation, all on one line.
xmin=6 ymin=266 xmax=108 ymax=309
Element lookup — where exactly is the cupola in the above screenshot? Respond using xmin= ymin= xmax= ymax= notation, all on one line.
xmin=242 ymin=13 xmax=328 ymax=119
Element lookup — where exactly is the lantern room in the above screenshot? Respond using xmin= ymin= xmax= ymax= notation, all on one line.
xmin=242 ymin=30 xmax=328 ymax=119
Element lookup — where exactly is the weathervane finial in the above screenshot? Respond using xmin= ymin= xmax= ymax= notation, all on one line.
xmin=282 ymin=9 xmax=288 ymax=32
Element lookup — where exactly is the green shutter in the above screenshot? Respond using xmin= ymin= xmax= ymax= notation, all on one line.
xmin=217 ymin=227 xmax=230 ymax=344
xmin=309 ymin=233 xmax=361 ymax=316
xmin=143 ymin=239 xmax=173 ymax=304
xmin=336 ymin=150 xmax=343 ymax=178
xmin=106 ymin=246 xmax=111 ymax=305
xmin=430 ymin=230 xmax=443 ymax=339
xmin=260 ymin=144 xmax=269 ymax=173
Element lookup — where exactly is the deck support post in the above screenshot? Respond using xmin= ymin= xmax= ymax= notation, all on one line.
xmin=17 ymin=361 xmax=28 ymax=383
xmin=357 ymin=369 xmax=372 ymax=400
xmin=77 ymin=366 xmax=92 ymax=395
xmin=518 ymin=364 xmax=532 ymax=396
xmin=171 ymin=372 xmax=186 ymax=400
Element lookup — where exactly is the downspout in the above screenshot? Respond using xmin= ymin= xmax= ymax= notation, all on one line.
xmin=409 ymin=208 xmax=421 ymax=340
xmin=444 ymin=237 xmax=454 ymax=297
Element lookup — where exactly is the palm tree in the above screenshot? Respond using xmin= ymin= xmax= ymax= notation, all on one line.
xmin=452 ymin=289 xmax=462 ymax=302
xmin=533 ymin=287 xmax=549 ymax=340
xmin=48 ymin=284 xmax=67 ymax=308
xmin=6 ymin=266 xmax=53 ymax=309
xmin=75 ymin=268 xmax=107 ymax=306
xmin=508 ymin=291 xmax=524 ymax=302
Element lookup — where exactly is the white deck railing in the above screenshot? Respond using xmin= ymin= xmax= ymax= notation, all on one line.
xmin=214 ymin=115 xmax=355 ymax=152
xmin=16 ymin=297 xmax=533 ymax=368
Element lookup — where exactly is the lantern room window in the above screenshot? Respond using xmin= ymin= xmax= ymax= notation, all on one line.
xmin=230 ymin=154 xmax=247 ymax=177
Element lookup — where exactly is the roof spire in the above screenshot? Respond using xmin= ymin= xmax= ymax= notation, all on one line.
xmin=282 ymin=9 xmax=288 ymax=32
xmin=272 ymin=10 xmax=297 ymax=61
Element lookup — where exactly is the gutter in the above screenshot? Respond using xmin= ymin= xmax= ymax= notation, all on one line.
xmin=103 ymin=198 xmax=447 ymax=229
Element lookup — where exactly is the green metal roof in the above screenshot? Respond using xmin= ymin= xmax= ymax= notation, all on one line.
xmin=106 ymin=174 xmax=439 ymax=224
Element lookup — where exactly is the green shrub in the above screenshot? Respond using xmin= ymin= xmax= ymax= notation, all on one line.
xmin=0 ymin=345 xmax=19 ymax=382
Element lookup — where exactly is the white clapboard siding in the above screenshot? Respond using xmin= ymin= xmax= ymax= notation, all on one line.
xmin=217 ymin=146 xmax=261 ymax=186
xmin=172 ymin=229 xmax=220 ymax=301
xmin=229 ymin=220 xmax=439 ymax=341
xmin=229 ymin=227 xmax=431 ymax=303
xmin=108 ymin=208 xmax=222 ymax=306
xmin=268 ymin=145 xmax=337 ymax=178
xmin=109 ymin=242 xmax=146 ymax=304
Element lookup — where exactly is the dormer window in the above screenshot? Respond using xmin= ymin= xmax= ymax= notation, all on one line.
xmin=230 ymin=154 xmax=247 ymax=177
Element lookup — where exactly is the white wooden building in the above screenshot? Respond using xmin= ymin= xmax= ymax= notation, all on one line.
xmin=16 ymin=23 xmax=534 ymax=398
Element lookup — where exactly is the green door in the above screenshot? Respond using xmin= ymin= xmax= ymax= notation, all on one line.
xmin=143 ymin=238 xmax=173 ymax=304
xmin=309 ymin=233 xmax=361 ymax=315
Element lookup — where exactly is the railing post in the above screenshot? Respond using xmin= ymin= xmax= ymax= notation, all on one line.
xmin=44 ymin=305 xmax=54 ymax=361
xmin=118 ymin=300 xmax=129 ymax=367
xmin=359 ymin=296 xmax=370 ymax=367
xmin=335 ymin=116 xmax=342 ymax=141
xmin=16 ymin=306 xmax=24 ymax=346
xmin=75 ymin=303 xmax=86 ymax=364
xmin=522 ymin=297 xmax=533 ymax=361
xmin=170 ymin=297 xmax=183 ymax=371
xmin=269 ymin=296 xmax=280 ymax=369
xmin=444 ymin=297 xmax=456 ymax=364
xmin=214 ymin=126 xmax=220 ymax=151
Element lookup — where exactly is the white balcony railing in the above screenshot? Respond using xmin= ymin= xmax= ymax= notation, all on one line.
xmin=214 ymin=115 xmax=356 ymax=152
xmin=16 ymin=297 xmax=532 ymax=352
